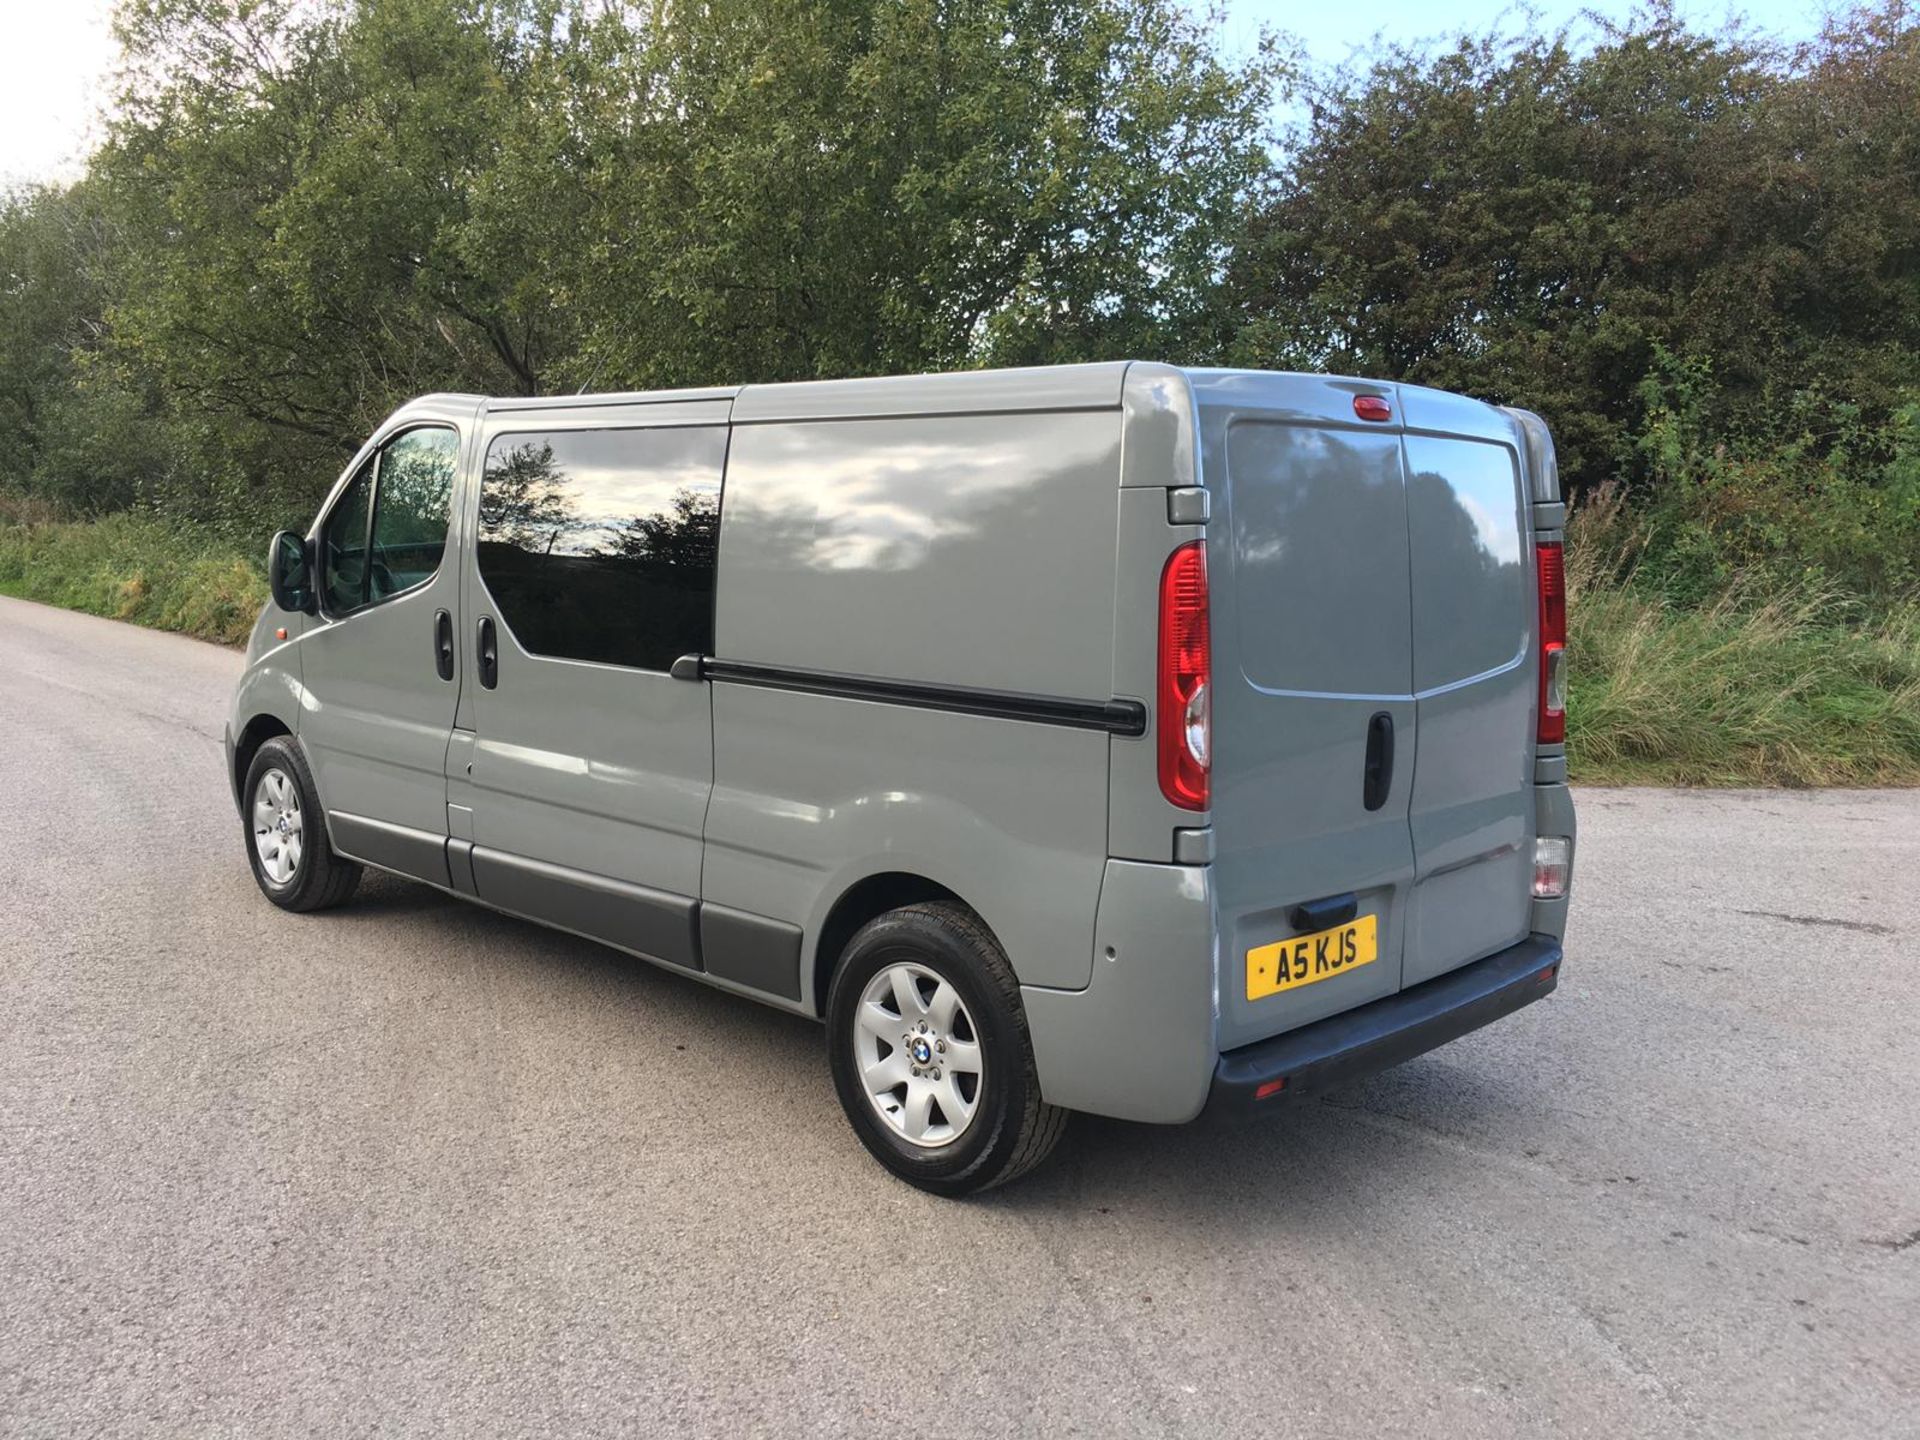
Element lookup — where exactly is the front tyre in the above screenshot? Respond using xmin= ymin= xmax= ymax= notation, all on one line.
xmin=242 ymin=737 xmax=361 ymax=913
xmin=827 ymin=902 xmax=1068 ymax=1195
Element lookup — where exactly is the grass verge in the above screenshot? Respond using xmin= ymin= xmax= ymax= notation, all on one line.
xmin=0 ymin=502 xmax=267 ymax=647
xmin=1567 ymin=586 xmax=1920 ymax=785
xmin=1565 ymin=490 xmax=1920 ymax=785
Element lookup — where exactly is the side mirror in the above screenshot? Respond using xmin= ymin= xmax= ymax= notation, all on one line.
xmin=267 ymin=530 xmax=315 ymax=614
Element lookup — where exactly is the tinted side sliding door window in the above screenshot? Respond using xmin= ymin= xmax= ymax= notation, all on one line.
xmin=476 ymin=426 xmax=725 ymax=671
xmin=319 ymin=426 xmax=458 ymax=617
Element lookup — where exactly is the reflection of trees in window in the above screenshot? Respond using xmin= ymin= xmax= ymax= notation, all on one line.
xmin=600 ymin=488 xmax=719 ymax=568
xmin=480 ymin=440 xmax=576 ymax=551
xmin=476 ymin=428 xmax=725 ymax=671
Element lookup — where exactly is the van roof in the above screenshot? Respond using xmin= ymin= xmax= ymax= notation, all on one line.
xmin=463 ymin=363 xmax=1136 ymax=426
xmin=445 ymin=361 xmax=1512 ymax=437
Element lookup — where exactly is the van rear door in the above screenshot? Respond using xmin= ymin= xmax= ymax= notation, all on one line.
xmin=1399 ymin=392 xmax=1536 ymax=986
xmin=1203 ymin=376 xmax=1419 ymax=1053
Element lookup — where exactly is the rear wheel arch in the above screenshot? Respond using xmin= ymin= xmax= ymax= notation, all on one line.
xmin=810 ymin=872 xmax=966 ymax=1016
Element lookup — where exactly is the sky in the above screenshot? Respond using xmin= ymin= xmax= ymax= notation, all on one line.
xmin=0 ymin=0 xmax=1838 ymax=191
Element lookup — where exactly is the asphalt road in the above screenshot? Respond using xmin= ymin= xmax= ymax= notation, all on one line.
xmin=1 ymin=594 xmax=1915 ymax=1439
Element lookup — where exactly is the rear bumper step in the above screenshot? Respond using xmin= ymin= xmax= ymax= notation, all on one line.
xmin=1207 ymin=935 xmax=1562 ymax=1116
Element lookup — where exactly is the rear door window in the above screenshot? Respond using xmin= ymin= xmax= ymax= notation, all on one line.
xmin=1403 ymin=435 xmax=1527 ymax=690
xmin=1225 ymin=422 xmax=1412 ymax=697
xmin=476 ymin=426 xmax=725 ymax=671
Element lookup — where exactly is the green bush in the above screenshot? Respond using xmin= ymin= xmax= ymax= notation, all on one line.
xmin=1564 ymin=492 xmax=1920 ymax=785
xmin=1616 ymin=352 xmax=1920 ymax=609
xmin=0 ymin=504 xmax=267 ymax=646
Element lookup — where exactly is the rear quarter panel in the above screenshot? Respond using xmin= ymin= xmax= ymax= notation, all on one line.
xmin=702 ymin=400 xmax=1127 ymax=999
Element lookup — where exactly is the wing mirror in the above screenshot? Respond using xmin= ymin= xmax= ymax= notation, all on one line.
xmin=267 ymin=530 xmax=316 ymax=614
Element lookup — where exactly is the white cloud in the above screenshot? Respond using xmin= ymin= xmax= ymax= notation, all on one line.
xmin=0 ymin=0 xmax=117 ymax=189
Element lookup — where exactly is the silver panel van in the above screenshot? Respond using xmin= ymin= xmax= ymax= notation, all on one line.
xmin=227 ymin=363 xmax=1575 ymax=1194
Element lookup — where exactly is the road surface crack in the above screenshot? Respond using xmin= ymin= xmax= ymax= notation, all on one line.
xmin=1735 ymin=909 xmax=1896 ymax=936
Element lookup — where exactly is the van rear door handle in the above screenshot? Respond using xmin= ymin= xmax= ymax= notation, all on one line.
xmin=477 ymin=616 xmax=498 ymax=690
xmin=1362 ymin=711 xmax=1394 ymax=811
xmin=433 ymin=609 xmax=455 ymax=681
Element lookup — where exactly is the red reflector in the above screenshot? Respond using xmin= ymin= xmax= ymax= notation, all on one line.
xmin=1255 ymin=1078 xmax=1288 ymax=1100
xmin=275 ymin=628 xmax=288 ymax=641
xmin=1353 ymin=394 xmax=1391 ymax=422
xmin=1536 ymin=964 xmax=1558 ymax=983
xmin=1537 ymin=542 xmax=1567 ymax=744
xmin=1156 ymin=542 xmax=1211 ymax=811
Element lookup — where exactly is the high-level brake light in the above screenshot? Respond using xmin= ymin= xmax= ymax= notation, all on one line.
xmin=1157 ymin=542 xmax=1211 ymax=810
xmin=1537 ymin=541 xmax=1567 ymax=744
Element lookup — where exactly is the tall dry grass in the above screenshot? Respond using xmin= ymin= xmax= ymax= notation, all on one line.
xmin=1564 ymin=489 xmax=1920 ymax=785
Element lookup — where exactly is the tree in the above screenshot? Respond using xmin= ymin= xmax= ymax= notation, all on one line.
xmin=88 ymin=0 xmax=1282 ymax=528
xmin=1227 ymin=2 xmax=1920 ymax=497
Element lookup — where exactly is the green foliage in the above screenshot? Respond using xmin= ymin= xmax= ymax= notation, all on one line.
xmin=1229 ymin=1 xmax=1920 ymax=506
xmin=1563 ymin=496 xmax=1920 ymax=783
xmin=70 ymin=0 xmax=1279 ymax=528
xmin=1611 ymin=350 xmax=1920 ymax=605
xmin=0 ymin=502 xmax=267 ymax=645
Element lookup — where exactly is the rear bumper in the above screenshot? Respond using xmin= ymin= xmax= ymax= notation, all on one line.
xmin=1206 ymin=934 xmax=1562 ymax=1117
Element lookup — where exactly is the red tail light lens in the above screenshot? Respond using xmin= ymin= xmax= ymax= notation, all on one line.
xmin=1537 ymin=541 xmax=1567 ymax=744
xmin=1158 ymin=541 xmax=1211 ymax=810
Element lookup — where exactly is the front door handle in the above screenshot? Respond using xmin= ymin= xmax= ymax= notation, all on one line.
xmin=477 ymin=615 xmax=498 ymax=690
xmin=1362 ymin=711 xmax=1394 ymax=811
xmin=433 ymin=609 xmax=455 ymax=681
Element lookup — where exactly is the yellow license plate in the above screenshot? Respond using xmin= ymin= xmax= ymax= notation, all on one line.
xmin=1246 ymin=914 xmax=1379 ymax=1001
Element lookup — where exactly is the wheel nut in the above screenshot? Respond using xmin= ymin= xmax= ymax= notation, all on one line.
xmin=936 ymin=1040 xmax=946 ymax=1053
xmin=932 ymin=1068 xmax=941 ymax=1080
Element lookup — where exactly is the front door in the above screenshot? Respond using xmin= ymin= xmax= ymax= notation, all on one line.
xmin=460 ymin=414 xmax=726 ymax=970
xmin=297 ymin=419 xmax=467 ymax=883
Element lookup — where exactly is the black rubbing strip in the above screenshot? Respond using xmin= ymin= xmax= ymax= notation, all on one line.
xmin=697 ymin=659 xmax=1147 ymax=737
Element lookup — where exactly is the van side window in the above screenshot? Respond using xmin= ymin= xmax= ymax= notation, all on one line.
xmin=320 ymin=459 xmax=374 ymax=614
xmin=319 ymin=426 xmax=456 ymax=615
xmin=476 ymin=426 xmax=724 ymax=671
xmin=367 ymin=428 xmax=457 ymax=598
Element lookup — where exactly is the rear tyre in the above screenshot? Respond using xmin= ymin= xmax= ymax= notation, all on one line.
xmin=827 ymin=902 xmax=1068 ymax=1195
xmin=242 ymin=736 xmax=361 ymax=913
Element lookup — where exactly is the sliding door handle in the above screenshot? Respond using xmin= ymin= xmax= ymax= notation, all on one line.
xmin=433 ymin=609 xmax=455 ymax=681
xmin=477 ymin=615 xmax=498 ymax=690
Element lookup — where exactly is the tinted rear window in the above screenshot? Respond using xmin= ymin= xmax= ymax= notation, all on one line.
xmin=1226 ymin=422 xmax=1412 ymax=697
xmin=477 ymin=426 xmax=725 ymax=671
xmin=1404 ymin=435 xmax=1527 ymax=690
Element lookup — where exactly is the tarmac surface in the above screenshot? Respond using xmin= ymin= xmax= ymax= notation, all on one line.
xmin=2 ymin=594 xmax=1915 ymax=1437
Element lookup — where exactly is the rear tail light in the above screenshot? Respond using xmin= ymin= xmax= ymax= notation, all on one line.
xmin=1157 ymin=541 xmax=1211 ymax=810
xmin=1532 ymin=835 xmax=1571 ymax=899
xmin=1537 ymin=541 xmax=1567 ymax=744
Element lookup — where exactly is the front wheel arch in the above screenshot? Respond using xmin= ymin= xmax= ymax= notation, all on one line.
xmin=233 ymin=713 xmax=293 ymax=805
